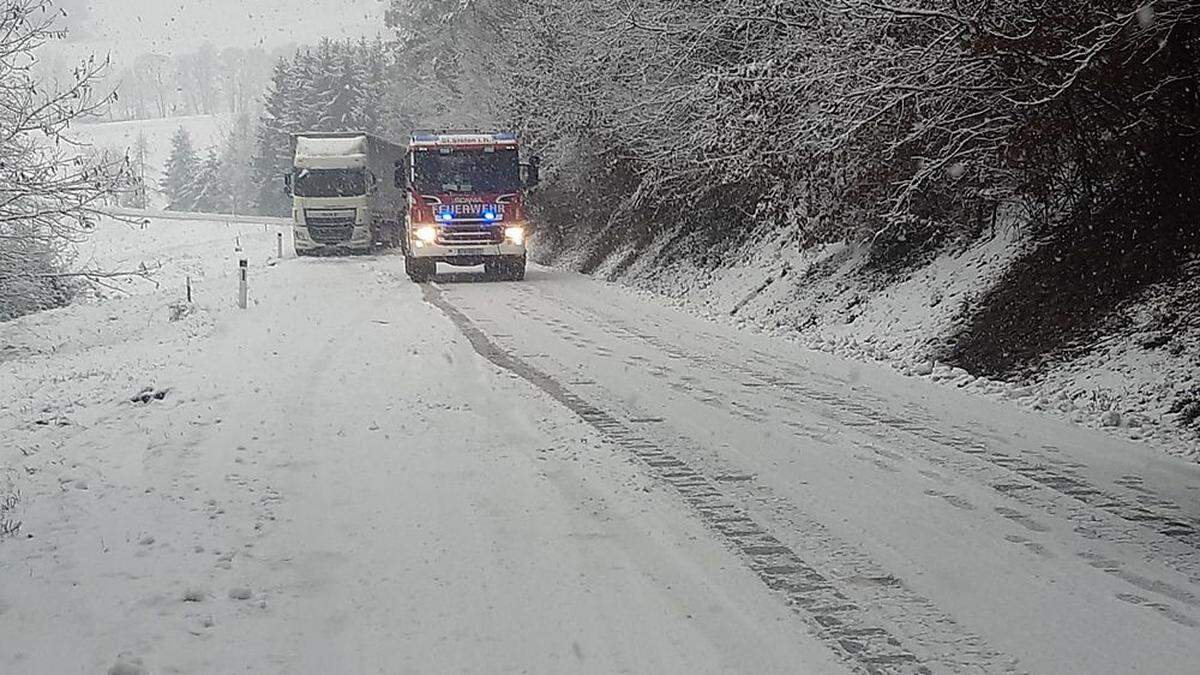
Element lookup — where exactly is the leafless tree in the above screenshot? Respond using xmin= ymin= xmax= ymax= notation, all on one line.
xmin=0 ymin=0 xmax=140 ymax=319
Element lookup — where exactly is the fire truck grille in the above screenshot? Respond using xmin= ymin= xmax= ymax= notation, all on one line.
xmin=437 ymin=226 xmax=504 ymax=246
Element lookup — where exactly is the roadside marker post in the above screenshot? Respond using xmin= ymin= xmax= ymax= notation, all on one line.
xmin=238 ymin=259 xmax=248 ymax=309
xmin=186 ymin=276 xmax=192 ymax=303
xmin=277 ymin=232 xmax=283 ymax=258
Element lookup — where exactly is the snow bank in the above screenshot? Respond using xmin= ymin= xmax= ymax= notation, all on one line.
xmin=592 ymin=223 xmax=1200 ymax=459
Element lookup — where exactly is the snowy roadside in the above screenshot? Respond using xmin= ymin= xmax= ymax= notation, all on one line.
xmin=100 ymin=207 xmax=291 ymax=227
xmin=0 ymin=217 xmax=849 ymax=674
xmin=560 ymin=224 xmax=1200 ymax=461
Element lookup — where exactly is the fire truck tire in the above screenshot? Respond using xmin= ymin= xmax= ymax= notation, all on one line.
xmin=483 ymin=258 xmax=502 ymax=280
xmin=506 ymin=254 xmax=525 ymax=281
xmin=488 ymin=255 xmax=526 ymax=281
xmin=406 ymin=256 xmax=435 ymax=282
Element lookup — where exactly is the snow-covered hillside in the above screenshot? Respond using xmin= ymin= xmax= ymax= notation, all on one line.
xmin=73 ymin=115 xmax=233 ymax=209
xmin=565 ymin=221 xmax=1200 ymax=460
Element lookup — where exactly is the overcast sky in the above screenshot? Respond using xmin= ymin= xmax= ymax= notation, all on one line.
xmin=56 ymin=0 xmax=386 ymax=59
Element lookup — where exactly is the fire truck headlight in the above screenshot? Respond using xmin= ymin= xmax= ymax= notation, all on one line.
xmin=504 ymin=226 xmax=525 ymax=245
xmin=416 ymin=226 xmax=438 ymax=243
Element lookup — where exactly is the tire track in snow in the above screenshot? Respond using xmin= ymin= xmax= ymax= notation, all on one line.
xmin=514 ymin=281 xmax=1200 ymax=590
xmin=424 ymin=282 xmax=1022 ymax=675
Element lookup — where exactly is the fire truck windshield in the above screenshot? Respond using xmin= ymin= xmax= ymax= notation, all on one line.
xmin=413 ymin=147 xmax=520 ymax=194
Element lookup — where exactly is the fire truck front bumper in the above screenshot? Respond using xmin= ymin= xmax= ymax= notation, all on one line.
xmin=408 ymin=241 xmax=526 ymax=265
xmin=408 ymin=224 xmax=527 ymax=265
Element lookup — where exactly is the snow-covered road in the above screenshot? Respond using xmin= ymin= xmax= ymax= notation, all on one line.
xmin=3 ymin=219 xmax=1200 ymax=674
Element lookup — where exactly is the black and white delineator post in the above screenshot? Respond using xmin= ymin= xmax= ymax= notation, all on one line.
xmin=237 ymin=258 xmax=248 ymax=309
xmin=277 ymin=232 xmax=283 ymax=258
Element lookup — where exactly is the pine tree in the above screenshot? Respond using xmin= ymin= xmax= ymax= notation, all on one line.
xmin=162 ymin=127 xmax=200 ymax=211
xmin=191 ymin=147 xmax=229 ymax=214
xmin=220 ymin=112 xmax=256 ymax=216
xmin=291 ymin=46 xmax=326 ymax=130
xmin=252 ymin=58 xmax=295 ymax=216
xmin=352 ymin=40 xmax=388 ymax=134
xmin=326 ymin=47 xmax=359 ymax=130
xmin=131 ymin=131 xmax=151 ymax=209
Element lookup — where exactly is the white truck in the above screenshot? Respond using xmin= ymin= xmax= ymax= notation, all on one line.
xmin=285 ymin=132 xmax=406 ymax=256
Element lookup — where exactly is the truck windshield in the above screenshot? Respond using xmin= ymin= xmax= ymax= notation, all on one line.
xmin=294 ymin=168 xmax=367 ymax=198
xmin=413 ymin=148 xmax=520 ymax=194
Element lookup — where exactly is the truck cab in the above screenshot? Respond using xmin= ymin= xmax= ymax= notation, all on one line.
xmin=403 ymin=131 xmax=538 ymax=281
xmin=286 ymin=133 xmax=405 ymax=256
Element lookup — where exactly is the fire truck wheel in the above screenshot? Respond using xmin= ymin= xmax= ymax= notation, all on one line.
xmin=483 ymin=258 xmax=503 ymax=280
xmin=506 ymin=255 xmax=527 ymax=281
xmin=406 ymin=256 xmax=435 ymax=282
xmin=487 ymin=255 xmax=526 ymax=281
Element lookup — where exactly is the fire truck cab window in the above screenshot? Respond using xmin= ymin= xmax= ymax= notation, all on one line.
xmin=413 ymin=148 xmax=520 ymax=194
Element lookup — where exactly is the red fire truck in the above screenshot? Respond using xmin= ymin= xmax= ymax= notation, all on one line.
xmin=402 ymin=131 xmax=539 ymax=282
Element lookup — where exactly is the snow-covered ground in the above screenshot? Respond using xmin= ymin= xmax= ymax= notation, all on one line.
xmin=595 ymin=223 xmax=1200 ymax=460
xmin=4 ymin=219 xmax=1200 ymax=673
xmin=0 ymin=218 xmax=845 ymax=674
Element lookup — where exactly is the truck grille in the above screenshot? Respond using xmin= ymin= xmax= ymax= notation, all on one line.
xmin=437 ymin=225 xmax=504 ymax=246
xmin=305 ymin=209 xmax=356 ymax=243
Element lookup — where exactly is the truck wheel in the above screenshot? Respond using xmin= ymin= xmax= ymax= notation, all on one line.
xmin=506 ymin=255 xmax=527 ymax=281
xmin=506 ymin=254 xmax=525 ymax=281
xmin=406 ymin=256 xmax=434 ymax=282
xmin=486 ymin=256 xmax=525 ymax=281
xmin=483 ymin=259 xmax=503 ymax=280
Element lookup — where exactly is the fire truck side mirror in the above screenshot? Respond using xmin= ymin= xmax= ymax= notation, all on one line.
xmin=282 ymin=173 xmax=293 ymax=197
xmin=522 ymin=158 xmax=541 ymax=189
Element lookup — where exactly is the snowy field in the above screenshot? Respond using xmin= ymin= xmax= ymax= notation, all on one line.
xmin=4 ymin=218 xmax=1200 ymax=673
xmin=73 ymin=115 xmax=233 ymax=210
